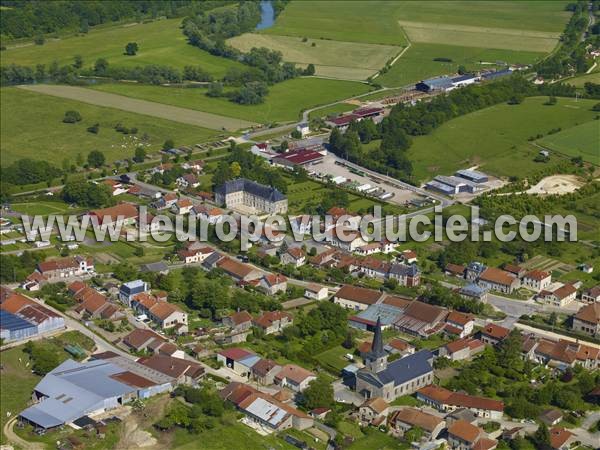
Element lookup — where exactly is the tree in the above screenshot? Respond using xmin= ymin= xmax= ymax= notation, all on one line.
xmin=34 ymin=35 xmax=45 ymax=45
xmin=73 ymin=55 xmax=83 ymax=69
xmin=63 ymin=110 xmax=82 ymax=123
xmin=229 ymin=161 xmax=241 ymax=177
xmin=94 ymin=58 xmax=109 ymax=75
xmin=163 ymin=139 xmax=175 ymax=150
xmin=404 ymin=426 xmax=424 ymax=443
xmin=303 ymin=63 xmax=316 ymax=76
xmin=87 ymin=150 xmax=105 ymax=168
xmin=291 ymin=129 xmax=302 ymax=139
xmin=457 ymin=65 xmax=467 ymax=75
xmin=534 ymin=422 xmax=552 ymax=450
xmin=206 ymin=82 xmax=223 ymax=97
xmin=300 ymin=374 xmax=334 ymax=410
xmin=87 ymin=123 xmax=100 ymax=134
xmin=134 ymin=146 xmax=146 ymax=163
xmin=125 ymin=42 xmax=139 ymax=56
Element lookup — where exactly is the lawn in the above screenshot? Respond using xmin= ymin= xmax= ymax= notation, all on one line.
xmin=348 ymin=430 xmax=409 ymax=450
xmin=172 ymin=421 xmax=296 ymax=450
xmin=0 ymin=346 xmax=41 ymax=444
xmin=1 ymin=87 xmax=219 ymax=167
xmin=228 ymin=33 xmax=401 ymax=81
xmin=10 ymin=201 xmax=76 ymax=216
xmin=538 ymin=121 xmax=600 ymax=164
xmin=564 ymin=71 xmax=600 ymax=88
xmin=89 ymin=78 xmax=374 ymax=124
xmin=314 ymin=345 xmax=354 ymax=374
xmin=1 ymin=18 xmax=244 ymax=78
xmin=378 ymin=43 xmax=545 ymax=87
xmin=397 ymin=96 xmax=599 ymax=182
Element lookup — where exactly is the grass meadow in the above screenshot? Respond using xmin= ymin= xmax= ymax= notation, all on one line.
xmin=377 ymin=43 xmax=545 ymax=87
xmin=378 ymin=96 xmax=599 ymax=182
xmin=0 ymin=87 xmax=218 ymax=166
xmin=1 ymin=18 xmax=244 ymax=78
xmin=565 ymin=70 xmax=600 ymax=88
xmin=538 ymin=121 xmax=600 ymax=164
xmin=228 ymin=33 xmax=401 ymax=81
xmin=89 ymin=78 xmax=374 ymax=123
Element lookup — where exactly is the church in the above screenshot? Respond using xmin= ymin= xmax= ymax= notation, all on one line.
xmin=355 ymin=317 xmax=434 ymax=402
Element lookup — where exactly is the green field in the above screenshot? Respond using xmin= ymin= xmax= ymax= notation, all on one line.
xmin=565 ymin=70 xmax=600 ymax=88
xmin=262 ymin=1 xmax=568 ymax=87
xmin=89 ymin=78 xmax=373 ymax=123
xmin=377 ymin=43 xmax=545 ymax=87
xmin=228 ymin=33 xmax=401 ymax=80
xmin=396 ymin=96 xmax=599 ymax=182
xmin=1 ymin=87 xmax=218 ymax=167
xmin=11 ymin=201 xmax=76 ymax=216
xmin=538 ymin=121 xmax=600 ymax=164
xmin=1 ymin=18 xmax=244 ymax=78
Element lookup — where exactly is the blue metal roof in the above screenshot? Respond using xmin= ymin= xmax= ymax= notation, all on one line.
xmin=357 ymin=350 xmax=433 ymax=388
xmin=421 ymin=76 xmax=454 ymax=89
xmin=354 ymin=304 xmax=404 ymax=326
xmin=0 ymin=310 xmax=37 ymax=332
xmin=451 ymin=74 xmax=476 ymax=83
xmin=425 ymin=180 xmax=455 ymax=194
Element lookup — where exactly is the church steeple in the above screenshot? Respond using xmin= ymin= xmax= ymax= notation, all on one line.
xmin=365 ymin=317 xmax=388 ymax=373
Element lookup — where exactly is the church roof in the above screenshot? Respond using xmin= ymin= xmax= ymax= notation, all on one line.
xmin=357 ymin=350 xmax=433 ymax=388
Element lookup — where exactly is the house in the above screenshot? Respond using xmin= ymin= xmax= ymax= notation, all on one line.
xmin=137 ymin=354 xmax=204 ymax=385
xmin=572 ymin=302 xmax=600 ymax=337
xmin=171 ymin=199 xmax=193 ymax=215
xmin=549 ymin=427 xmax=575 ymax=450
xmin=150 ymin=163 xmax=173 ymax=175
xmin=223 ymin=311 xmax=253 ymax=333
xmin=217 ymin=257 xmax=262 ymax=283
xmin=102 ymin=179 xmax=128 ymax=196
xmin=445 ymin=264 xmax=466 ymax=277
xmin=304 ymin=283 xmax=328 ymax=300
xmin=147 ymin=302 xmax=188 ymax=330
xmin=539 ymin=409 xmax=563 ymax=426
xmin=251 ymin=359 xmax=282 ymax=385
xmin=448 ymin=420 xmax=497 ymax=450
xmin=309 ymin=408 xmax=331 ymax=420
xmin=445 ymin=311 xmax=475 ymax=338
xmin=389 ymin=408 xmax=445 ymax=440
xmin=296 ymin=122 xmax=310 ymax=137
xmin=253 ymin=311 xmax=293 ymax=335
xmin=221 ymin=382 xmax=313 ymax=431
xmin=88 ymin=203 xmax=138 ymax=228
xmin=401 ymin=250 xmax=418 ymax=264
xmin=152 ymin=193 xmax=178 ymax=210
xmin=177 ymin=246 xmax=214 ymax=264
xmin=217 ymin=348 xmax=257 ymax=376
xmin=388 ymin=263 xmax=421 ymax=287
xmin=215 ymin=178 xmax=287 ymax=214
xmin=439 ymin=338 xmax=485 ymax=361
xmin=358 ymin=397 xmax=389 ymax=427
xmin=417 ymin=385 xmax=504 ymax=419
xmin=355 ymin=318 xmax=434 ymax=401
xmin=394 ymin=301 xmax=448 ymax=337
xmin=538 ymin=284 xmax=577 ymax=307
xmin=502 ymin=263 xmax=526 ymax=279
xmin=119 ymin=280 xmax=149 ymax=306
xmin=581 ymin=285 xmax=600 ymax=303
xmin=385 ymin=338 xmax=415 ymax=356
xmin=122 ymin=328 xmax=165 ymax=352
xmin=578 ymin=263 xmax=594 ymax=274
xmin=332 ymin=285 xmax=384 ymax=311
xmin=176 ymin=174 xmax=200 ymax=189
xmin=137 ymin=212 xmax=160 ymax=233
xmin=274 ymin=364 xmax=316 ymax=392
xmin=459 ymin=284 xmax=488 ymax=303
xmin=258 ymin=274 xmax=288 ymax=295
xmin=328 ymin=228 xmax=367 ymax=252
xmin=523 ymin=335 xmax=599 ymax=371
xmin=36 ymin=256 xmax=94 ymax=280
xmin=479 ymin=323 xmax=510 ymax=346
xmin=477 ymin=268 xmax=519 ymax=294
xmin=280 ymin=247 xmax=306 ymax=267
xmin=192 ymin=205 xmax=224 ymax=225
xmin=521 ymin=270 xmax=552 ymax=292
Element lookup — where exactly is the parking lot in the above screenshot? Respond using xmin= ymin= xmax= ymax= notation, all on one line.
xmin=310 ymin=154 xmax=422 ymax=206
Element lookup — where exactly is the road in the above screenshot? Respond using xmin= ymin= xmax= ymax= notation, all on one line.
xmin=3 ymin=417 xmax=45 ymax=450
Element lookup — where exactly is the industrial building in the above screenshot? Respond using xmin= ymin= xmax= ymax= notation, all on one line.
xmin=455 ymin=169 xmax=489 ymax=183
xmin=425 ymin=174 xmax=485 ymax=196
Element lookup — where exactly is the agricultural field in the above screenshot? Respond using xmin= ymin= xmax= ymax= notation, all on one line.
xmin=228 ymin=33 xmax=401 ymax=81
xmin=538 ymin=121 xmax=600 ymax=164
xmin=1 ymin=87 xmax=219 ymax=167
xmin=89 ymin=78 xmax=374 ymax=123
xmin=262 ymin=1 xmax=569 ymax=87
xmin=565 ymin=70 xmax=600 ymax=88
xmin=18 ymin=84 xmax=256 ymax=131
xmin=377 ymin=43 xmax=545 ymax=87
xmin=1 ymin=18 xmax=243 ymax=78
xmin=394 ymin=96 xmax=599 ymax=182
xmin=10 ymin=201 xmax=77 ymax=216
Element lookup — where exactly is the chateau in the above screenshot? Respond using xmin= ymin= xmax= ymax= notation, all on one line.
xmin=215 ymin=178 xmax=288 ymax=214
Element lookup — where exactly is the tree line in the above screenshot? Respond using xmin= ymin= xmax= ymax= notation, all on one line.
xmin=0 ymin=0 xmax=231 ymax=40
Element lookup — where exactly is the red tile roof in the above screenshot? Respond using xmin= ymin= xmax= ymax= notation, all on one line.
xmin=481 ymin=323 xmax=510 ymax=340
xmin=335 ymin=285 xmax=383 ymax=305
xmin=218 ymin=348 xmax=254 ymax=361
xmin=574 ymin=303 xmax=600 ymax=324
xmin=549 ymin=427 xmax=573 ymax=449
xmin=480 ymin=267 xmax=515 ymax=286
xmin=448 ymin=420 xmax=481 ymax=443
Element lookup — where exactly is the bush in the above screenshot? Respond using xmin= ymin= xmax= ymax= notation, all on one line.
xmin=87 ymin=123 xmax=100 ymax=134
xmin=63 ymin=110 xmax=82 ymax=123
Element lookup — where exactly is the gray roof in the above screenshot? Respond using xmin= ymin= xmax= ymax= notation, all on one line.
xmin=141 ymin=261 xmax=169 ymax=273
xmin=20 ymin=359 xmax=137 ymax=428
xmin=460 ymin=283 xmax=488 ymax=297
xmin=357 ymin=350 xmax=433 ymax=388
xmin=421 ymin=76 xmax=454 ymax=89
xmin=353 ymin=304 xmax=405 ymax=326
xmin=215 ymin=178 xmax=286 ymax=203
xmin=0 ymin=310 xmax=37 ymax=332
xmin=203 ymin=251 xmax=224 ymax=269
xmin=389 ymin=263 xmax=419 ymax=277
xmin=425 ymin=180 xmax=455 ymax=194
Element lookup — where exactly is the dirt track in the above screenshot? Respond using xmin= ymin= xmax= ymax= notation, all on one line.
xmin=18 ymin=84 xmax=258 ymax=132
xmin=525 ymin=174 xmax=584 ymax=195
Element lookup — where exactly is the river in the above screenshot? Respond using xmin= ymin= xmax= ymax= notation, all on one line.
xmin=256 ymin=1 xmax=275 ymax=30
